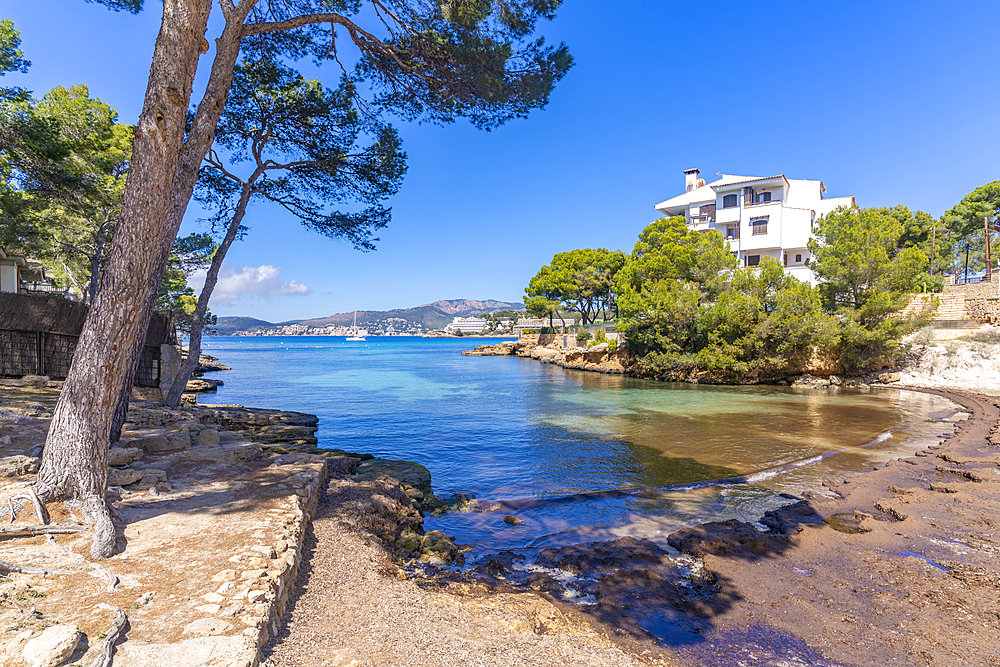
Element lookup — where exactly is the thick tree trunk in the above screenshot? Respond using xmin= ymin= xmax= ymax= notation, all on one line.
xmin=34 ymin=0 xmax=214 ymax=560
xmin=164 ymin=181 xmax=255 ymax=408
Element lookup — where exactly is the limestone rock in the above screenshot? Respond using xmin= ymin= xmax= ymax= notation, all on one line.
xmin=107 ymin=446 xmax=143 ymax=466
xmin=792 ymin=374 xmax=831 ymax=387
xmin=195 ymin=428 xmax=220 ymax=447
xmin=181 ymin=618 xmax=233 ymax=637
xmin=0 ymin=455 xmax=40 ymax=478
xmin=877 ymin=372 xmax=901 ymax=384
xmin=419 ymin=530 xmax=459 ymax=563
xmin=186 ymin=378 xmax=223 ymax=393
xmin=138 ymin=468 xmax=167 ymax=486
xmin=357 ymin=459 xmax=432 ymax=495
xmin=107 ymin=467 xmax=144 ymax=486
xmin=21 ymin=624 xmax=80 ymax=667
xmin=503 ymin=515 xmax=522 ymax=525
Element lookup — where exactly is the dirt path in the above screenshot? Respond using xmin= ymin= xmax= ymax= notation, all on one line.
xmin=263 ymin=474 xmax=669 ymax=667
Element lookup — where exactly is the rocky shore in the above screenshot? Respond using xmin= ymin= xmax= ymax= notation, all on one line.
xmin=463 ymin=325 xmax=1000 ymax=395
xmin=0 ymin=380 xmax=468 ymax=667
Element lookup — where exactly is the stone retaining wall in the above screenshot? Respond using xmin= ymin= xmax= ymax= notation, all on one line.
xmin=252 ymin=457 xmax=327 ymax=663
xmin=966 ymin=298 xmax=1000 ymax=324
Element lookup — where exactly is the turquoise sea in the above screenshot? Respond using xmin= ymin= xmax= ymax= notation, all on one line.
xmin=201 ymin=336 xmax=960 ymax=553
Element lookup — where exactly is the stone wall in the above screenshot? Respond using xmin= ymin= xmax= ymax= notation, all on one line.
xmin=944 ymin=280 xmax=999 ymax=299
xmin=966 ymin=298 xmax=1000 ymax=325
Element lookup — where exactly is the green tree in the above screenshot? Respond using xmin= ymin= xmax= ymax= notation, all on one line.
xmin=615 ymin=217 xmax=737 ymax=321
xmin=26 ymin=85 xmax=133 ymax=302
xmin=808 ymin=206 xmax=932 ymax=372
xmin=155 ymin=233 xmax=216 ymax=334
xmin=37 ymin=0 xmax=571 ymax=559
xmin=523 ymin=248 xmax=625 ymax=326
xmin=163 ymin=59 xmax=406 ymax=408
xmin=695 ymin=258 xmax=837 ymax=377
xmin=942 ymin=181 xmax=1000 ymax=281
xmin=808 ymin=206 xmax=928 ymax=318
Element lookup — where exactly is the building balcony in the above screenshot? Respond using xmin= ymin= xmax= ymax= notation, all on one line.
xmin=744 ymin=198 xmax=783 ymax=209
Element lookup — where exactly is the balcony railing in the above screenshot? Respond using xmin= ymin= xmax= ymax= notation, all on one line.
xmin=745 ymin=198 xmax=782 ymax=208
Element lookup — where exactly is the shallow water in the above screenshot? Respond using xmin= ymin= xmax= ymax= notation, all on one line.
xmin=201 ymin=336 xmax=960 ymax=552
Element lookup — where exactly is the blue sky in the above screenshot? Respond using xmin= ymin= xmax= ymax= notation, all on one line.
xmin=4 ymin=1 xmax=999 ymax=321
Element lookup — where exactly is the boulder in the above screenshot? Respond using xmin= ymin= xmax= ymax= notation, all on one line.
xmin=877 ymin=372 xmax=901 ymax=384
xmin=108 ymin=467 xmax=144 ymax=486
xmin=792 ymin=374 xmax=831 ymax=387
xmin=0 ymin=455 xmax=40 ymax=478
xmin=181 ymin=618 xmax=233 ymax=637
xmin=107 ymin=446 xmax=143 ymax=467
xmin=185 ymin=378 xmax=223 ymax=393
xmin=357 ymin=459 xmax=432 ymax=495
xmin=21 ymin=624 xmax=80 ymax=667
xmin=194 ymin=428 xmax=220 ymax=447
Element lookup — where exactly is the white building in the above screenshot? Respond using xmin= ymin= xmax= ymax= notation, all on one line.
xmin=654 ymin=169 xmax=855 ymax=285
xmin=0 ymin=248 xmax=46 ymax=293
xmin=446 ymin=316 xmax=489 ymax=333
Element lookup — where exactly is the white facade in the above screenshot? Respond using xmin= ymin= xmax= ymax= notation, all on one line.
xmin=0 ymin=248 xmax=46 ymax=293
xmin=446 ymin=316 xmax=489 ymax=333
xmin=654 ymin=170 xmax=855 ymax=285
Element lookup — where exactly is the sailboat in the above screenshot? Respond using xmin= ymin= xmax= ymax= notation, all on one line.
xmin=346 ymin=311 xmax=366 ymax=341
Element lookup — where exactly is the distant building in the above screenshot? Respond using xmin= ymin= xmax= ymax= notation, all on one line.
xmin=512 ymin=317 xmax=549 ymax=337
xmin=654 ymin=169 xmax=855 ymax=285
xmin=0 ymin=248 xmax=46 ymax=294
xmin=446 ymin=317 xmax=489 ymax=333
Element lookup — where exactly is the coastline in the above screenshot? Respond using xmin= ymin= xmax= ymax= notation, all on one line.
xmin=3 ymin=343 xmax=998 ymax=666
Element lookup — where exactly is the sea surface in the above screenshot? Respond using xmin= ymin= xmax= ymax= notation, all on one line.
xmin=201 ymin=336 xmax=961 ymax=554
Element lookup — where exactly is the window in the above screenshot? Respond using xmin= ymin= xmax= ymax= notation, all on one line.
xmin=722 ymin=194 xmax=738 ymax=209
xmin=758 ymin=191 xmax=771 ymax=203
xmin=745 ymin=255 xmax=760 ymax=267
xmin=751 ymin=218 xmax=768 ymax=235
xmin=795 ymin=253 xmax=802 ymax=263
xmin=783 ymin=253 xmax=788 ymax=266
xmin=725 ymin=226 xmax=739 ymax=240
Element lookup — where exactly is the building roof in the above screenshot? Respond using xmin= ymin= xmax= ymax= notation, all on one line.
xmin=710 ymin=174 xmax=789 ymax=190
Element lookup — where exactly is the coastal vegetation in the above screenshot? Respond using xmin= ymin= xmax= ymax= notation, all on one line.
xmin=522 ymin=197 xmax=997 ymax=380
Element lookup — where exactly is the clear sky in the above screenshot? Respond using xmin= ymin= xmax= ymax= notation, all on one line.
xmin=4 ymin=1 xmax=999 ymax=322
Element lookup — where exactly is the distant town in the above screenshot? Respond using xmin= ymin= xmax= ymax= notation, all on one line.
xmin=216 ymin=299 xmax=545 ymax=337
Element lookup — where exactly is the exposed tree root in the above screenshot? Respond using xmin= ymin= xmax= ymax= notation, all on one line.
xmin=88 ymin=608 xmax=127 ymax=667
xmin=8 ymin=488 xmax=50 ymax=525
xmin=0 ymin=525 xmax=86 ymax=538
xmin=46 ymin=534 xmax=119 ymax=591
xmin=32 ymin=483 xmax=118 ymax=560
xmin=0 ymin=560 xmax=75 ymax=575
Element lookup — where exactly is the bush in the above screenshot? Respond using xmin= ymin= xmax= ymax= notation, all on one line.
xmin=575 ymin=330 xmax=592 ymax=342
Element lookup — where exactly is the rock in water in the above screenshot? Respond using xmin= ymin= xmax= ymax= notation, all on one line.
xmin=21 ymin=624 xmax=80 ymax=667
xmin=357 ymin=459 xmax=433 ymax=495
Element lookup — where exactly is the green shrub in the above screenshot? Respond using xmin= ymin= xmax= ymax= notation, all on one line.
xmin=575 ymin=330 xmax=592 ymax=342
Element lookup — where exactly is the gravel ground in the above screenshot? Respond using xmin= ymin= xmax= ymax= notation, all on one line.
xmin=263 ymin=474 xmax=668 ymax=667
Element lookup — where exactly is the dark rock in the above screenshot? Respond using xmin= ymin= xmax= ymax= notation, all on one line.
xmin=357 ymin=459 xmax=432 ymax=495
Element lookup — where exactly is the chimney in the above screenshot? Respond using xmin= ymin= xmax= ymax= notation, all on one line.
xmin=684 ymin=168 xmax=701 ymax=192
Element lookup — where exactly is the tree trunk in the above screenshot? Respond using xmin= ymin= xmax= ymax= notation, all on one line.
xmin=33 ymin=0 xmax=214 ymax=560
xmin=164 ymin=180 xmax=255 ymax=408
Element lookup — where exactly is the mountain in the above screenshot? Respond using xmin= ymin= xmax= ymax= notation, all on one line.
xmin=420 ymin=299 xmax=524 ymax=317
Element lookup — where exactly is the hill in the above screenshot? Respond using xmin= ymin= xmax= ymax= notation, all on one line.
xmin=216 ymin=299 xmax=524 ymax=335
xmin=213 ymin=316 xmax=277 ymax=335
xmin=420 ymin=299 xmax=523 ymax=317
